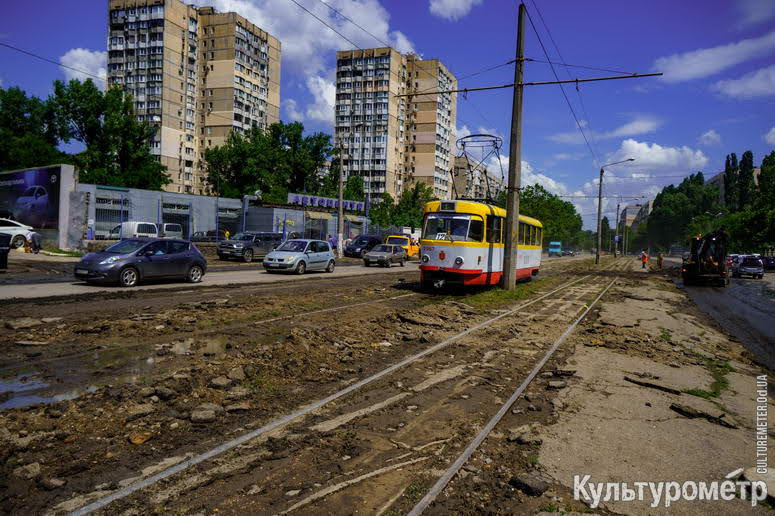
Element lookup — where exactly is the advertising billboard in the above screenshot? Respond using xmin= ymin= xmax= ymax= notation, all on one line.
xmin=287 ymin=192 xmax=365 ymax=212
xmin=0 ymin=166 xmax=62 ymax=229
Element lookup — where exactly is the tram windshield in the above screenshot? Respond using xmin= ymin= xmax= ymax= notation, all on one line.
xmin=422 ymin=213 xmax=484 ymax=242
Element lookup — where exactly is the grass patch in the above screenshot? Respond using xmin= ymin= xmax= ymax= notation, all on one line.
xmin=461 ymin=277 xmax=553 ymax=310
xmin=537 ymin=503 xmax=559 ymax=512
xmin=43 ymin=248 xmax=84 ymax=257
xmin=684 ymin=359 xmax=734 ymax=399
xmin=659 ymin=328 xmax=673 ymax=343
xmin=245 ymin=374 xmax=276 ymax=393
xmin=528 ymin=454 xmax=540 ymax=466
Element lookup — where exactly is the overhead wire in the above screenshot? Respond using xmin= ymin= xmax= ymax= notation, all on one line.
xmin=0 ymin=41 xmax=106 ymax=82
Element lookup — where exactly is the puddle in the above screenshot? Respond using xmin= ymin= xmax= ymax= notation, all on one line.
xmin=171 ymin=338 xmax=193 ymax=355
xmin=201 ymin=338 xmax=226 ymax=356
xmin=0 ymin=386 xmax=97 ymax=410
xmin=0 ymin=372 xmax=47 ymax=394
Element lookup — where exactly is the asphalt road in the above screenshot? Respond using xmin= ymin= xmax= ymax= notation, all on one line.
xmin=667 ymin=257 xmax=775 ymax=368
xmin=0 ymin=262 xmax=421 ymax=301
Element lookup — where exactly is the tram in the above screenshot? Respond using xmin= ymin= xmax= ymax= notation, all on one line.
xmin=419 ymin=200 xmax=543 ymax=288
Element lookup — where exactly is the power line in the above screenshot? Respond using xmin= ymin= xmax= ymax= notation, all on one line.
xmin=524 ymin=4 xmax=599 ymax=167
xmin=525 ymin=57 xmax=634 ymax=75
xmin=314 ymin=0 xmax=389 ymax=48
xmin=286 ymin=0 xmax=361 ymax=50
xmin=0 ymin=41 xmax=106 ymax=82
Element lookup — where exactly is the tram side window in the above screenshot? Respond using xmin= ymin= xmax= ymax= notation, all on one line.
xmin=531 ymin=226 xmax=537 ymax=246
xmin=486 ymin=216 xmax=503 ymax=243
xmin=536 ymin=227 xmax=543 ymax=247
xmin=518 ymin=222 xmax=525 ymax=244
xmin=469 ymin=217 xmax=484 ymax=242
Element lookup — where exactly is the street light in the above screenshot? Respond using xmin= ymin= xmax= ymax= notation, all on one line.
xmin=596 ymin=158 xmax=634 ymax=264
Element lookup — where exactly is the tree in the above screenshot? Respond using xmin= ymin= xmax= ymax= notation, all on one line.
xmin=204 ymin=120 xmax=335 ymax=201
xmin=0 ymin=86 xmax=69 ymax=170
xmin=738 ymin=150 xmax=756 ymax=209
xmin=51 ymin=79 xmax=169 ymax=190
xmin=757 ymin=151 xmax=775 ymax=209
xmin=393 ymin=182 xmax=434 ymax=228
xmin=647 ymin=173 xmax=719 ymax=248
xmin=343 ymin=176 xmax=365 ymax=202
xmin=723 ymin=153 xmax=739 ymax=210
xmin=368 ymin=193 xmax=394 ymax=227
xmin=601 ymin=216 xmax=611 ymax=250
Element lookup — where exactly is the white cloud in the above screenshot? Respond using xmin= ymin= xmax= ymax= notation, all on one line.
xmin=548 ymin=116 xmax=661 ymax=144
xmin=552 ymin=152 xmax=583 ymax=161
xmin=737 ymin=0 xmax=775 ymax=27
xmin=59 ymin=48 xmax=107 ymax=86
xmin=712 ymin=64 xmax=775 ymax=98
xmin=283 ymin=98 xmax=305 ymax=122
xmin=653 ymin=30 xmax=775 ymax=82
xmin=429 ymin=0 xmax=483 ymax=21
xmin=606 ymin=139 xmax=709 ymax=174
xmin=698 ymin=129 xmax=721 ymax=146
xmin=303 ymin=75 xmax=336 ymax=123
xmin=765 ymin=126 xmax=775 ymax=145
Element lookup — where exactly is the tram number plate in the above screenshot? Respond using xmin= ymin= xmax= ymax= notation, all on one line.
xmin=435 ymin=232 xmax=447 ymax=240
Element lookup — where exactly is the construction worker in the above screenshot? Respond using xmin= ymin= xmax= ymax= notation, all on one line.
xmin=657 ymin=252 xmax=664 ymax=269
xmin=641 ymin=250 xmax=649 ymax=269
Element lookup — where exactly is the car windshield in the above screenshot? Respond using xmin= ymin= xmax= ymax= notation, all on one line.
xmin=231 ymin=233 xmax=254 ymax=241
xmin=352 ymin=237 xmax=369 ymax=245
xmin=22 ymin=187 xmax=36 ymax=196
xmin=742 ymin=257 xmax=762 ymax=265
xmin=386 ymin=236 xmax=408 ymax=245
xmin=373 ymin=245 xmax=391 ymax=252
xmin=422 ymin=214 xmax=484 ymax=242
xmin=104 ymin=240 xmax=147 ymax=254
xmin=276 ymin=240 xmax=307 ymax=252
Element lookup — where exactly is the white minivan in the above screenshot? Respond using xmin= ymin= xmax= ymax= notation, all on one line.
xmin=160 ymin=223 xmax=183 ymax=239
xmin=109 ymin=222 xmax=158 ymax=239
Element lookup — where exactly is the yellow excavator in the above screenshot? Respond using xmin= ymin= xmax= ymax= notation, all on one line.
xmin=681 ymin=229 xmax=729 ymax=287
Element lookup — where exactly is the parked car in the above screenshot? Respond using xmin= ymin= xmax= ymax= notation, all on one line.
xmin=364 ymin=244 xmax=407 ymax=267
xmin=12 ymin=185 xmax=49 ymax=228
xmin=562 ymin=249 xmax=576 ymax=256
xmin=0 ymin=218 xmax=32 ymax=248
xmin=160 ymin=223 xmax=183 ymax=239
xmin=109 ymin=221 xmax=158 ymax=239
xmin=262 ymin=239 xmax=335 ymax=274
xmin=343 ymin=234 xmax=382 ymax=258
xmin=385 ymin=234 xmax=419 ymax=257
xmin=762 ymin=255 xmax=775 ymax=271
xmin=217 ymin=232 xmax=282 ymax=262
xmin=732 ymin=255 xmax=764 ymax=279
xmin=74 ymin=238 xmax=207 ymax=287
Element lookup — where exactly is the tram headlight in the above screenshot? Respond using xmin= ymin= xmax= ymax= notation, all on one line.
xmin=454 ymin=256 xmax=464 ymax=266
xmin=421 ymin=254 xmax=430 ymax=263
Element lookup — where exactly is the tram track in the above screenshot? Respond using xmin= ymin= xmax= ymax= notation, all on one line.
xmin=61 ymin=260 xmax=622 ymax=515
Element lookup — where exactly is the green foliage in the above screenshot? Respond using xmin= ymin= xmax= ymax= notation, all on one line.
xmin=647 ymin=172 xmax=719 ymax=248
xmin=204 ymin=120 xmax=334 ymax=201
xmin=0 ymin=86 xmax=70 ymax=170
xmin=723 ymin=153 xmax=739 ymax=210
xmin=738 ymin=150 xmax=756 ymax=209
xmin=367 ymin=182 xmax=434 ymax=229
xmin=51 ymin=79 xmax=170 ymax=190
xmin=343 ymin=175 xmax=365 ymax=202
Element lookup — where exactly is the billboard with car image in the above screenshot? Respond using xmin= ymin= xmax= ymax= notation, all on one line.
xmin=0 ymin=166 xmax=61 ymax=229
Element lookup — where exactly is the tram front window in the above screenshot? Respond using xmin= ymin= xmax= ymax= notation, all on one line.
xmin=422 ymin=214 xmax=484 ymax=242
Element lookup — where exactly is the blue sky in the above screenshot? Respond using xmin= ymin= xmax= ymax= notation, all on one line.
xmin=1 ymin=0 xmax=774 ymax=227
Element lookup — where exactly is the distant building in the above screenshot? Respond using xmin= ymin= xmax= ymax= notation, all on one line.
xmin=107 ymin=0 xmax=281 ymax=195
xmin=334 ymin=48 xmax=457 ymax=201
xmin=705 ymin=168 xmax=760 ymax=204
xmin=630 ymin=200 xmax=653 ymax=233
xmin=452 ymin=156 xmax=505 ymax=200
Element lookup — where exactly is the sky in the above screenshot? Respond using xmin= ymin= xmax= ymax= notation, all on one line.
xmin=1 ymin=0 xmax=774 ymax=228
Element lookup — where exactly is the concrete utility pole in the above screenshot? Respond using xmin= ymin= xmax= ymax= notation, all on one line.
xmin=502 ymin=2 xmax=526 ymax=290
xmin=614 ymin=201 xmax=620 ymax=258
xmin=337 ymin=148 xmax=345 ymax=257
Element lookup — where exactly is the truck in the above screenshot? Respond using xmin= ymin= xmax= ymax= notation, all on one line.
xmin=681 ymin=229 xmax=729 ymax=287
xmin=548 ymin=241 xmax=562 ymax=257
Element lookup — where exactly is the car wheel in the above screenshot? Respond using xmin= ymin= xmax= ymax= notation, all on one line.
xmin=295 ymin=261 xmax=306 ymax=275
xmin=187 ymin=264 xmax=204 ymax=283
xmin=11 ymin=235 xmax=25 ymax=248
xmin=360 ymin=249 xmax=367 ymax=258
xmin=119 ymin=267 xmax=139 ymax=287
xmin=326 ymin=260 xmax=335 ymax=273
xmin=243 ymin=249 xmax=253 ymax=263
xmin=364 ymin=261 xmax=370 ymax=267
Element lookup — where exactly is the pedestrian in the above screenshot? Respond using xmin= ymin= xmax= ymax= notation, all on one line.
xmin=25 ymin=230 xmax=42 ymax=254
xmin=641 ymin=250 xmax=649 ymax=269
xmin=657 ymin=252 xmax=664 ymax=269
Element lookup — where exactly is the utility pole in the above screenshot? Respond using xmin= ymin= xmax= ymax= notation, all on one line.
xmin=595 ymin=168 xmax=604 ymax=264
xmin=502 ymin=2 xmax=526 ymax=290
xmin=337 ymin=147 xmax=344 ymax=257
xmin=614 ymin=201 xmax=620 ymax=258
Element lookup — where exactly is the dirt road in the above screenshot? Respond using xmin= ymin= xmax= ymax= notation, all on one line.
xmin=1 ymin=258 xmax=770 ymax=515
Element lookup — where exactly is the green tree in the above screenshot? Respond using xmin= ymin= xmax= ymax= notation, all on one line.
xmin=51 ymin=79 xmax=169 ymax=190
xmin=343 ymin=175 xmax=365 ymax=202
xmin=647 ymin=172 xmax=719 ymax=248
xmin=0 ymin=86 xmax=69 ymax=170
xmin=723 ymin=153 xmax=739 ymax=210
xmin=738 ymin=150 xmax=756 ymax=209
xmin=757 ymin=151 xmax=775 ymax=209
xmin=204 ymin=120 xmax=334 ymax=201
xmin=496 ymin=184 xmax=583 ymax=247
xmin=369 ymin=193 xmax=395 ymax=227
xmin=393 ymin=182 xmax=435 ymax=228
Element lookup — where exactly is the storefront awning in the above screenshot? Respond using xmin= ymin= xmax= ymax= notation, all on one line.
xmin=307 ymin=211 xmax=333 ymax=221
xmin=344 ymin=214 xmax=363 ymax=222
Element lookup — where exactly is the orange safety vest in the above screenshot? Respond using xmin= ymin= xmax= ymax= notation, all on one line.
xmin=641 ymin=253 xmax=649 ymax=262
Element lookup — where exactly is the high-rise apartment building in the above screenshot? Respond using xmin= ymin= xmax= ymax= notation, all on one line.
xmin=334 ymin=48 xmax=457 ymax=201
xmin=452 ymin=155 xmax=506 ymax=200
xmin=107 ymin=0 xmax=280 ymax=194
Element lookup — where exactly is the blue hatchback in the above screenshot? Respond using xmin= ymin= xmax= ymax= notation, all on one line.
xmin=74 ymin=238 xmax=207 ymax=287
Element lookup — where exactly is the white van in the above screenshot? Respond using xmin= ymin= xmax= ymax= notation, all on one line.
xmin=109 ymin=222 xmax=158 ymax=239
xmin=160 ymin=223 xmax=183 ymax=239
